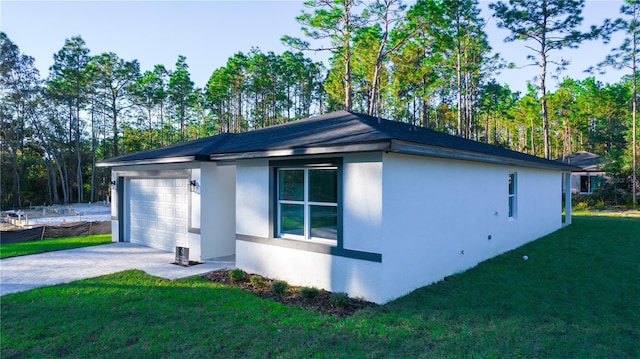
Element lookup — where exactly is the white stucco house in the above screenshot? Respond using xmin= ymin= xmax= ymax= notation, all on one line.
xmin=99 ymin=110 xmax=577 ymax=304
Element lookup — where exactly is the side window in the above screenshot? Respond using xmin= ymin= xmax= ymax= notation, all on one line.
xmin=277 ymin=166 xmax=338 ymax=242
xmin=508 ymin=172 xmax=517 ymax=219
xmin=580 ymin=175 xmax=589 ymax=193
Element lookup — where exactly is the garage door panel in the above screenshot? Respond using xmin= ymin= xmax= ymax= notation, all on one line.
xmin=128 ymin=178 xmax=189 ymax=252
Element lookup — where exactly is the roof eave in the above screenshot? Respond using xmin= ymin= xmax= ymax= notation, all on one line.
xmin=97 ymin=155 xmax=208 ymax=168
xmin=209 ymin=141 xmax=392 ymax=161
xmin=390 ymin=140 xmax=581 ymax=171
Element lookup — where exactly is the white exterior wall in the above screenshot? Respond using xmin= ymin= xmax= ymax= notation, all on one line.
xmin=343 ymin=153 xmax=384 ymax=253
xmin=236 ymin=240 xmax=383 ymax=300
xmin=235 ymin=159 xmax=271 ymax=238
xmin=235 ymin=152 xmax=563 ymax=304
xmin=199 ymin=162 xmax=236 ymax=259
xmin=235 ymin=154 xmax=385 ymax=301
xmin=379 ymin=153 xmax=562 ymax=303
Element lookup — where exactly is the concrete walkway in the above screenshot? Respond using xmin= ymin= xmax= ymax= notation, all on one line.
xmin=0 ymin=242 xmax=235 ymax=296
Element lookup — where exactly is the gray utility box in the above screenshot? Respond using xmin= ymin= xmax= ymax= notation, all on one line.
xmin=175 ymin=246 xmax=190 ymax=266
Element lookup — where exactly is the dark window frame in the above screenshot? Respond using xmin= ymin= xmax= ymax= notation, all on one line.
xmin=272 ymin=158 xmax=343 ymax=246
xmin=276 ymin=167 xmax=339 ymax=241
xmin=508 ymin=172 xmax=517 ymax=219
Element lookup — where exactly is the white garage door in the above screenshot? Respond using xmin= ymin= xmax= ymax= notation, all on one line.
xmin=128 ymin=178 xmax=189 ymax=252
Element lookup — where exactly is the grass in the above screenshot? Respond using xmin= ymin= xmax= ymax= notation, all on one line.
xmin=0 ymin=234 xmax=112 ymax=259
xmin=1 ymin=216 xmax=638 ymax=358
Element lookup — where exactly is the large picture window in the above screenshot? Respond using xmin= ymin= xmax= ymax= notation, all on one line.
xmin=277 ymin=166 xmax=338 ymax=242
xmin=508 ymin=172 xmax=517 ymax=219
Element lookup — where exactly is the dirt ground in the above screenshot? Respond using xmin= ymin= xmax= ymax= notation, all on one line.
xmin=203 ymin=270 xmax=377 ymax=317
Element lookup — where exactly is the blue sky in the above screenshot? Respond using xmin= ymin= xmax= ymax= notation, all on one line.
xmin=0 ymin=0 xmax=628 ymax=95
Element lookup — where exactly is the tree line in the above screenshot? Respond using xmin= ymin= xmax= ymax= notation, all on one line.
xmin=1 ymin=0 xmax=638 ymax=210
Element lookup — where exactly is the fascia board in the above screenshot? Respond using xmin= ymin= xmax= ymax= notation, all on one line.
xmin=390 ymin=140 xmax=582 ymax=172
xmin=209 ymin=141 xmax=392 ymax=161
xmin=96 ymin=156 xmax=201 ymax=167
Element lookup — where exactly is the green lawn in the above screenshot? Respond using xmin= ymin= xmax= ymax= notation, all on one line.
xmin=0 ymin=234 xmax=112 ymax=259
xmin=2 ymin=216 xmax=638 ymax=358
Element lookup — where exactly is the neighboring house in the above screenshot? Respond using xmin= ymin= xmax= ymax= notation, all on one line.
xmin=99 ymin=110 xmax=577 ymax=304
xmin=557 ymin=151 xmax=606 ymax=194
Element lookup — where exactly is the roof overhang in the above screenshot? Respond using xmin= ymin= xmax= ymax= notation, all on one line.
xmin=96 ymin=155 xmax=210 ymax=168
xmin=99 ymin=139 xmax=581 ymax=172
xmin=389 ymin=140 xmax=581 ymax=172
xmin=209 ymin=141 xmax=392 ymax=161
xmin=210 ymin=139 xmax=581 ymax=172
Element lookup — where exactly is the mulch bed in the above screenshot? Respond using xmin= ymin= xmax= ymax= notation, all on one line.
xmin=202 ymin=270 xmax=377 ymax=317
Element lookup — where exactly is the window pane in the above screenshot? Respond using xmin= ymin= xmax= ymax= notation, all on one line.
xmin=280 ymin=204 xmax=304 ymax=236
xmin=508 ymin=173 xmax=516 ymax=195
xmin=310 ymin=205 xmax=337 ymax=240
xmin=509 ymin=197 xmax=515 ymax=218
xmin=309 ymin=169 xmax=337 ymax=203
xmin=580 ymin=175 xmax=589 ymax=193
xmin=278 ymin=170 xmax=304 ymax=201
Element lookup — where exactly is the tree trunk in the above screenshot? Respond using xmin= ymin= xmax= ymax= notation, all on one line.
xmin=369 ymin=64 xmax=382 ymax=116
xmin=485 ymin=114 xmax=490 ymax=144
xmin=160 ymin=101 xmax=165 ymax=146
xmin=540 ymin=28 xmax=550 ymax=159
xmin=530 ymin=117 xmax=536 ymax=155
xmin=10 ymin=147 xmax=21 ymax=208
xmin=368 ymin=18 xmax=389 ymax=117
xmin=148 ymin=106 xmax=154 ymax=149
xmin=457 ymin=47 xmax=463 ymax=137
xmin=421 ymin=97 xmax=429 ymax=128
xmin=344 ymin=50 xmax=353 ymax=111
xmin=632 ymin=28 xmax=638 ymax=205
xmin=76 ymin=105 xmax=83 ymax=203
xmin=58 ymin=150 xmax=70 ymax=204
xmin=90 ymin=103 xmax=96 ymax=203
xmin=465 ymin=74 xmax=473 ymax=139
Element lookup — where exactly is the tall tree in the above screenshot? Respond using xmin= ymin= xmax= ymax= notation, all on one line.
xmin=490 ymin=0 xmax=599 ymax=159
xmin=365 ymin=0 xmax=407 ymax=116
xmin=46 ymin=35 xmax=90 ymax=202
xmin=510 ymin=84 xmax=541 ymax=155
xmin=439 ymin=0 xmax=486 ymax=138
xmin=478 ymin=80 xmax=518 ymax=145
xmin=282 ymin=0 xmax=367 ymax=111
xmin=133 ymin=65 xmax=168 ymax=149
xmin=168 ymin=55 xmax=195 ymax=142
xmin=389 ymin=0 xmax=448 ymax=126
xmin=592 ymin=0 xmax=639 ymax=204
xmin=88 ymin=52 xmax=140 ymax=158
xmin=0 ymin=32 xmax=41 ymax=208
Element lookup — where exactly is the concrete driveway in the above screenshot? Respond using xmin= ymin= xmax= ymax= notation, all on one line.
xmin=0 ymin=242 xmax=235 ymax=296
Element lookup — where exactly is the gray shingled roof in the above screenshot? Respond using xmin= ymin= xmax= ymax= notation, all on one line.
xmin=208 ymin=111 xmax=577 ymax=171
xmin=97 ymin=133 xmax=234 ymax=167
xmin=99 ymin=110 xmax=578 ymax=171
xmin=557 ymin=151 xmax=604 ymax=172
